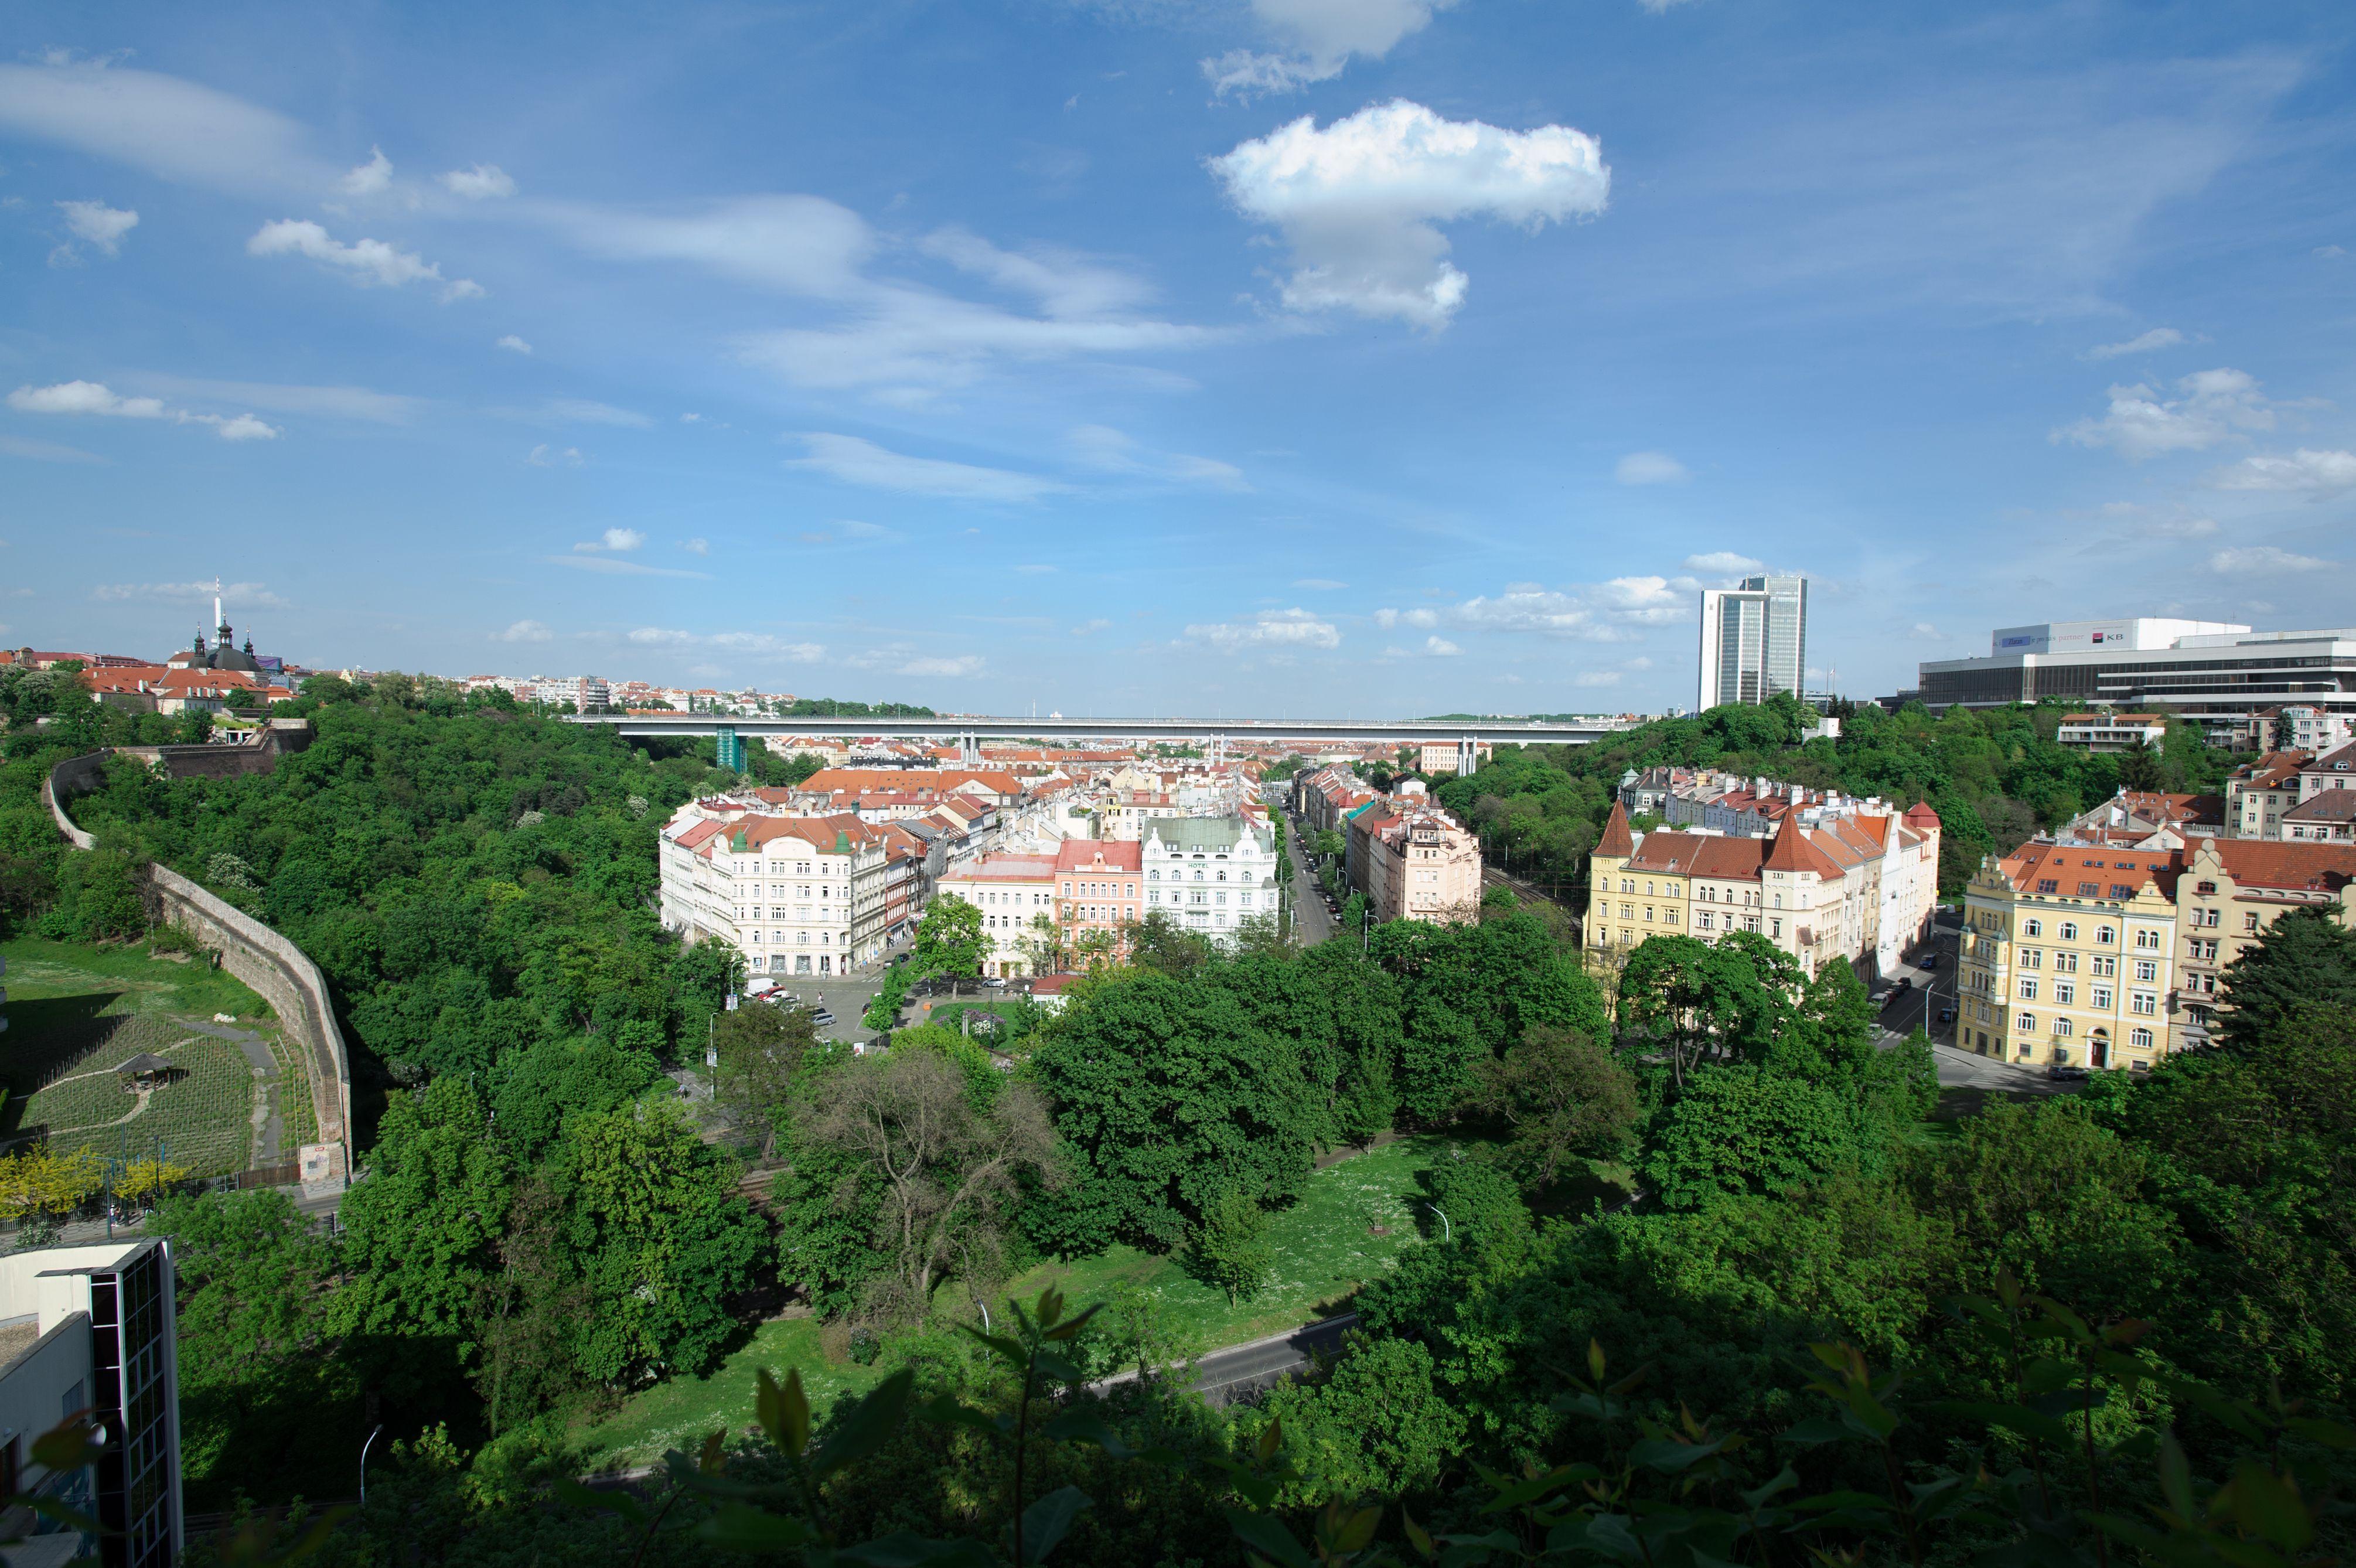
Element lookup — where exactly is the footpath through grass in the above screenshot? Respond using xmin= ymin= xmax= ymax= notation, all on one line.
xmin=572 ymin=1134 xmax=1471 ymax=1468
xmin=0 ymin=938 xmax=272 ymax=1176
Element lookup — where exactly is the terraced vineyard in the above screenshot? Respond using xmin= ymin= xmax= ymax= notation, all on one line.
xmin=1 ymin=939 xmax=270 ymax=1177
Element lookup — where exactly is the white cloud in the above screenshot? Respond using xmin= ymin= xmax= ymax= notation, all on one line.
xmin=1615 ymin=451 xmax=1689 ymax=485
xmin=547 ymin=555 xmax=710 ymax=580
xmin=1014 ymin=564 xmax=1056 ymax=575
xmin=899 ymin=654 xmax=985 ymax=678
xmin=11 ymin=381 xmax=167 ymax=419
xmin=681 ymin=412 xmax=703 ymax=423
xmin=1185 ymin=608 xmax=1341 ymax=652
xmin=1682 ymin=551 xmax=1763 ymax=575
xmin=2209 ymin=545 xmax=2337 ymax=575
xmin=1909 ymin=622 xmax=1945 ymax=640
xmin=1425 ymin=635 xmax=1461 ymax=656
xmin=496 ymin=335 xmax=533 ymax=355
xmin=2204 ymin=449 xmax=2356 ymax=495
xmin=2053 ymin=367 xmax=2277 ymax=459
xmin=2147 ymin=515 xmax=2220 ymax=538
xmin=625 ymin=628 xmax=825 ymax=660
xmin=683 ymin=537 xmax=710 ymax=555
xmin=525 ymin=444 xmax=583 ymax=468
xmin=1373 ymin=607 xmax=1439 ymax=629
xmin=52 ymin=199 xmax=137 ymax=262
xmin=94 ymin=580 xmax=288 ymax=608
xmin=574 ymin=527 xmax=645 ymax=553
xmin=1573 ymin=670 xmax=1623 ymax=687
xmin=342 ymin=146 xmax=392 ymax=196
xmin=247 ymin=219 xmax=482 ymax=301
xmin=494 ymin=619 xmax=553 ymax=643
xmin=8 ymin=380 xmax=279 ymax=441
xmin=2085 ymin=326 xmax=2185 ymax=360
xmin=441 ymin=163 xmax=516 ymax=200
xmin=1067 ymin=424 xmax=1247 ymax=490
xmin=1293 ymin=578 xmax=1346 ymax=590
xmin=1211 ymin=100 xmax=1609 ymax=329
xmin=1202 ymin=0 xmax=1458 ymax=97
xmin=0 ymin=62 xmax=335 ymax=196
xmin=1417 ymin=574 xmax=1691 ymax=642
xmin=547 ymin=400 xmax=650 ymax=428
xmin=2319 ymin=245 xmax=2349 ymax=260
xmin=786 ymin=433 xmax=1063 ymax=501
xmin=1072 ymin=618 xmax=1112 ymax=636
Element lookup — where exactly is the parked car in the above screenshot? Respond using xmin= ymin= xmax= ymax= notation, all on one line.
xmin=1937 ymin=1005 xmax=1956 ymax=1024
xmin=1918 ymin=954 xmax=1940 ymax=969
xmin=894 ymin=952 xmax=912 ymax=966
xmin=2048 ymin=1063 xmax=2089 ymax=1082
xmin=980 ymin=976 xmax=1007 ymax=989
xmin=810 ymin=1010 xmax=837 ymax=1026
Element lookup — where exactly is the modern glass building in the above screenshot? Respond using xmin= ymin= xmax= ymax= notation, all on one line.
xmin=1697 ymin=574 xmax=1808 ymax=710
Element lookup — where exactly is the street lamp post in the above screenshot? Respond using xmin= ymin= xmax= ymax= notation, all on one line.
xmin=1426 ymin=1204 xmax=1451 ymax=1242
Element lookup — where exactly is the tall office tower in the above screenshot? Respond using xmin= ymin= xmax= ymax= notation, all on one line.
xmin=1697 ymin=574 xmax=1808 ymax=709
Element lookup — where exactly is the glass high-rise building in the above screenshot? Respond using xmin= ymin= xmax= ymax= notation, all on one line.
xmin=1697 ymin=574 xmax=1808 ymax=710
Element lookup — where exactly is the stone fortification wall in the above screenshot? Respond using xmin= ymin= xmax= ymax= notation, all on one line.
xmin=43 ymin=739 xmax=350 ymax=1181
xmin=41 ymin=753 xmax=104 ymax=850
xmin=145 ymin=867 xmax=350 ymax=1180
xmin=117 ymin=718 xmax=314 ymax=783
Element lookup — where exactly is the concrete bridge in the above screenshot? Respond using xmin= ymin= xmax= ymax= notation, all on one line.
xmin=564 ymin=712 xmax=1628 ymax=768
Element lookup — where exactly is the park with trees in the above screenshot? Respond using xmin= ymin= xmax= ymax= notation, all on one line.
xmin=3 ymin=670 xmax=2352 ymax=1564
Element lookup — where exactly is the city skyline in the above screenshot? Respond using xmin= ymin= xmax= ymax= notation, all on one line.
xmin=4 ymin=2 xmax=2354 ymax=713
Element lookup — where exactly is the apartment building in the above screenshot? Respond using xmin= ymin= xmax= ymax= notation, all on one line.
xmin=1291 ymin=765 xmax=1378 ymax=834
xmin=658 ymin=805 xmax=898 ymax=976
xmin=2258 ymin=704 xmax=2353 ymax=754
xmin=1354 ymin=786 xmax=1482 ymax=924
xmin=937 ymin=855 xmax=1059 ymax=978
xmin=1960 ymin=834 xmax=2356 ymax=1065
xmin=1142 ymin=816 xmax=1280 ymax=945
xmin=2055 ymin=713 xmax=2168 ymax=752
xmin=1054 ymin=840 xmax=1143 ymax=957
xmin=1958 ymin=843 xmax=2179 ymax=1071
xmin=1584 ymin=798 xmax=1941 ymax=980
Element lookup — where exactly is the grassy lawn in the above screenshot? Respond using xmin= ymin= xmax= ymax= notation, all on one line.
xmin=0 ymin=938 xmax=271 ymax=1177
xmin=572 ymin=1134 xmax=1472 ymax=1468
xmin=573 ymin=1318 xmax=884 ymax=1471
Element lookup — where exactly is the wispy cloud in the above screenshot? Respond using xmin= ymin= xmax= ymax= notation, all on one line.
xmin=2085 ymin=326 xmax=2187 ymax=360
xmin=94 ymin=580 xmax=289 ymax=608
xmin=1183 ymin=608 xmax=1341 ymax=652
xmin=1068 ymin=424 xmax=1247 ymax=490
xmin=2209 ymin=545 xmax=2337 ymax=575
xmin=545 ymin=555 xmax=710 ymax=579
xmin=9 ymin=380 xmax=279 ymax=441
xmin=575 ymin=527 xmax=645 ymax=553
xmin=786 ymin=432 xmax=1064 ymax=501
xmin=493 ymin=619 xmax=553 ymax=642
xmin=2204 ymin=449 xmax=2356 ymax=495
xmin=247 ymin=219 xmax=482 ymax=302
xmin=1616 ymin=451 xmax=1689 ymax=485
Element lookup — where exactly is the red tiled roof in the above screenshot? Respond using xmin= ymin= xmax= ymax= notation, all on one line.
xmin=1595 ymin=800 xmax=1636 ymax=858
xmin=1764 ymin=813 xmax=1843 ymax=878
xmin=1053 ymin=840 xmax=1142 ymax=872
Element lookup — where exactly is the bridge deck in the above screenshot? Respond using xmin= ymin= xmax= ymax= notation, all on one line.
xmin=562 ymin=714 xmax=1619 ymax=745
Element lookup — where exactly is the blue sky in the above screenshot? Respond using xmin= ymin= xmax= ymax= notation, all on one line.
xmin=4 ymin=0 xmax=2353 ymax=717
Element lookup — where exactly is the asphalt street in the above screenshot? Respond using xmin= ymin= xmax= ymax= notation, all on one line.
xmin=1877 ymin=910 xmax=2068 ymax=1096
xmin=1094 ymin=1313 xmax=1360 ymax=1405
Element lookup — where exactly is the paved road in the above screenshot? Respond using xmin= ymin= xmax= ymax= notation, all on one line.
xmin=1876 ymin=913 xmax=2067 ymax=1096
xmin=1096 ymin=1312 xmax=1359 ymax=1405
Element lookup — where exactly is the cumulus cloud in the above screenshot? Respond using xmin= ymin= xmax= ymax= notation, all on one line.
xmin=2053 ymin=367 xmax=2277 ymax=459
xmin=525 ymin=444 xmax=583 ymax=468
xmin=1210 ymin=100 xmax=1610 ymax=328
xmin=2209 ymin=545 xmax=2337 ymax=576
xmin=1202 ymin=0 xmax=1458 ymax=97
xmin=2085 ymin=326 xmax=2185 ymax=360
xmin=342 ymin=146 xmax=392 ymax=196
xmin=441 ymin=163 xmax=516 ymax=199
xmin=786 ymin=432 xmax=1063 ymax=501
xmin=494 ymin=619 xmax=552 ymax=643
xmin=683 ymin=537 xmax=710 ymax=556
xmin=94 ymin=580 xmax=289 ymax=608
xmin=1909 ymin=622 xmax=1945 ymax=640
xmin=8 ymin=380 xmax=279 ymax=441
xmin=1682 ymin=551 xmax=1763 ymax=575
xmin=1425 ymin=635 xmax=1461 ymax=656
xmin=574 ymin=527 xmax=645 ymax=553
xmin=51 ymin=199 xmax=137 ymax=263
xmin=496 ymin=335 xmax=533 ymax=354
xmin=247 ymin=219 xmax=482 ymax=301
xmin=1072 ymin=618 xmax=1113 ymax=636
xmin=1067 ymin=424 xmax=1247 ymax=490
xmin=1184 ymin=608 xmax=1341 ymax=652
xmin=1387 ymin=574 xmax=1692 ymax=642
xmin=2204 ymin=449 xmax=2356 ymax=495
xmin=1615 ymin=450 xmax=1688 ymax=485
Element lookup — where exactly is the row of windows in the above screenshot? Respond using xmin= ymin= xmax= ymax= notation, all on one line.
xmin=2014 ymin=978 xmax=2159 ymax=1013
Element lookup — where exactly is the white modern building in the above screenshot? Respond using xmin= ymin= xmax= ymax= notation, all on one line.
xmin=1697 ymin=575 xmax=1808 ymax=710
xmin=0 ymin=1240 xmax=181 ymax=1568
xmin=1918 ymin=621 xmax=2356 ymax=743
xmin=657 ymin=803 xmax=905 ymax=976
xmin=1141 ymin=816 xmax=1280 ymax=945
